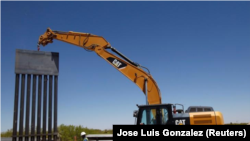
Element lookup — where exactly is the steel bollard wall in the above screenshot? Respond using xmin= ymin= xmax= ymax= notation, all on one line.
xmin=12 ymin=49 xmax=59 ymax=141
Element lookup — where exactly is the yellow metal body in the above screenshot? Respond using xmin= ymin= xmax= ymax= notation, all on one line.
xmin=38 ymin=28 xmax=224 ymax=125
xmin=38 ymin=28 xmax=162 ymax=105
xmin=189 ymin=111 xmax=224 ymax=125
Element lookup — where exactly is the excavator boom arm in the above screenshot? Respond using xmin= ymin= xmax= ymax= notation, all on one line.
xmin=38 ymin=28 xmax=110 ymax=50
xmin=38 ymin=28 xmax=162 ymax=105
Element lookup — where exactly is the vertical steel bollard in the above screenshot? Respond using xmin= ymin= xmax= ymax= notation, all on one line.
xmin=12 ymin=74 xmax=20 ymax=141
xmin=31 ymin=75 xmax=37 ymax=141
xmin=19 ymin=74 xmax=25 ymax=141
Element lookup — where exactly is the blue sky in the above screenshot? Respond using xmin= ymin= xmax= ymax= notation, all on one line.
xmin=1 ymin=1 xmax=250 ymax=132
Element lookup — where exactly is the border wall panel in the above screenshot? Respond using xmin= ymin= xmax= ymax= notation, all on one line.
xmin=12 ymin=49 xmax=59 ymax=141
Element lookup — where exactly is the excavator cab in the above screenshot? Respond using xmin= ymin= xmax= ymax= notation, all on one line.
xmin=134 ymin=103 xmax=190 ymax=125
xmin=134 ymin=104 xmax=174 ymax=125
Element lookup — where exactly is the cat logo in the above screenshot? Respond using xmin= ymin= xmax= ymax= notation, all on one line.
xmin=112 ymin=59 xmax=122 ymax=68
xmin=175 ymin=119 xmax=185 ymax=125
xmin=107 ymin=57 xmax=127 ymax=69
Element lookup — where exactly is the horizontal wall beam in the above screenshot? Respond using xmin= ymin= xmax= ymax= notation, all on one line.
xmin=15 ymin=49 xmax=59 ymax=75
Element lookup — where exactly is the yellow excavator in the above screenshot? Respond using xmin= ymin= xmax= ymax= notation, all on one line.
xmin=38 ymin=28 xmax=224 ymax=126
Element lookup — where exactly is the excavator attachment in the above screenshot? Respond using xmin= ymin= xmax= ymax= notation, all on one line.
xmin=38 ymin=28 xmax=111 ymax=52
xmin=38 ymin=28 xmax=54 ymax=48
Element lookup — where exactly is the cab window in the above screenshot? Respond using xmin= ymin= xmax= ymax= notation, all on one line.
xmin=197 ymin=108 xmax=203 ymax=112
xmin=204 ymin=108 xmax=211 ymax=111
xmin=139 ymin=107 xmax=169 ymax=125
xmin=190 ymin=108 xmax=196 ymax=112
